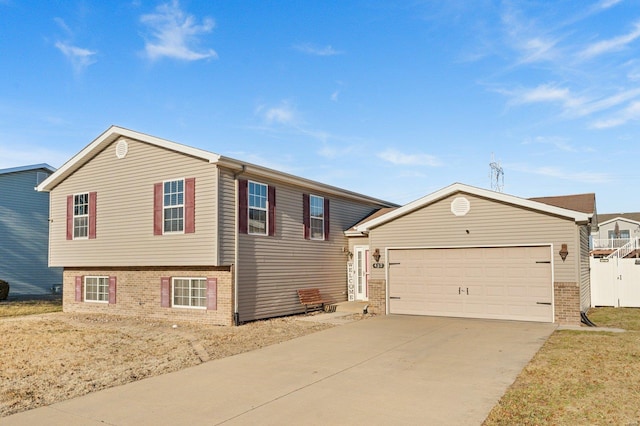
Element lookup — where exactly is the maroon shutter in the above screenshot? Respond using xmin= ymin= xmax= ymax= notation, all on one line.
xmin=185 ymin=177 xmax=196 ymax=234
xmin=206 ymin=278 xmax=217 ymax=310
xmin=324 ymin=198 xmax=330 ymax=241
xmin=108 ymin=276 xmax=117 ymax=304
xmin=302 ymin=193 xmax=310 ymax=240
xmin=268 ymin=185 xmax=276 ymax=237
xmin=154 ymin=183 xmax=163 ymax=235
xmin=238 ymin=179 xmax=248 ymax=233
xmin=161 ymin=277 xmax=171 ymax=307
xmin=89 ymin=191 xmax=97 ymax=239
xmin=75 ymin=276 xmax=83 ymax=302
xmin=67 ymin=195 xmax=73 ymax=240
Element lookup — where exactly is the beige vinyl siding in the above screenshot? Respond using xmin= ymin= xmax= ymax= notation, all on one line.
xmin=49 ymin=138 xmax=218 ymax=267
xmin=236 ymin=175 xmax=380 ymax=322
xmin=217 ymin=168 xmax=237 ymax=266
xmin=579 ymin=225 xmax=591 ymax=311
xmin=368 ymin=193 xmax=580 ymax=284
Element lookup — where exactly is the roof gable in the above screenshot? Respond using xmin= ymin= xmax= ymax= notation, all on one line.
xmin=597 ymin=212 xmax=640 ymax=225
xmin=37 ymin=126 xmax=219 ymax=192
xmin=37 ymin=126 xmax=396 ymax=208
xmin=352 ymin=183 xmax=592 ymax=234
xmin=598 ymin=215 xmax=640 ymax=228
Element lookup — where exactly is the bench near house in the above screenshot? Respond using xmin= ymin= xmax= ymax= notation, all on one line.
xmin=38 ymin=126 xmax=596 ymax=326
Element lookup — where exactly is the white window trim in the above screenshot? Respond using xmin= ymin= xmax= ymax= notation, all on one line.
xmin=310 ymin=194 xmax=325 ymax=241
xmin=248 ymin=180 xmax=268 ymax=236
xmin=163 ymin=178 xmax=185 ymax=235
xmin=84 ymin=276 xmax=109 ymax=303
xmin=73 ymin=192 xmax=89 ymax=240
xmin=171 ymin=277 xmax=207 ymax=309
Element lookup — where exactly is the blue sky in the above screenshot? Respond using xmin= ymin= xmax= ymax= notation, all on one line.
xmin=1 ymin=1 xmax=639 ymax=213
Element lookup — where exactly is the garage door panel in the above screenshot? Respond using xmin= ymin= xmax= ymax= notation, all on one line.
xmin=388 ymin=247 xmax=553 ymax=323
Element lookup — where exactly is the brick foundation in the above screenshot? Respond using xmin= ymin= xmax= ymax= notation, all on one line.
xmin=63 ymin=266 xmax=234 ymax=326
xmin=554 ymin=281 xmax=581 ymax=326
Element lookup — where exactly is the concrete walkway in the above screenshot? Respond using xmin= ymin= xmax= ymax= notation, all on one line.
xmin=4 ymin=315 xmax=556 ymax=425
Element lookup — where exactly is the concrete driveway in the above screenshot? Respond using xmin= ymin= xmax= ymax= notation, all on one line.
xmin=4 ymin=315 xmax=555 ymax=425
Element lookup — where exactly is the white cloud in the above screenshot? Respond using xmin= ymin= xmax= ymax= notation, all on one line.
xmin=377 ymin=149 xmax=441 ymax=167
xmin=504 ymin=84 xmax=586 ymax=112
xmin=519 ymin=37 xmax=559 ymax=64
xmin=598 ymin=0 xmax=623 ymax=10
xmin=522 ymin=136 xmax=577 ymax=152
xmin=53 ymin=17 xmax=72 ymax=36
xmin=579 ymin=21 xmax=640 ymax=59
xmin=54 ymin=41 xmax=97 ymax=73
xmin=510 ymin=163 xmax=612 ymax=184
xmin=257 ymin=101 xmax=298 ymax=125
xmin=141 ymin=0 xmax=217 ymax=61
xmin=573 ymin=88 xmax=640 ymax=117
xmin=591 ymin=101 xmax=640 ymax=128
xmin=331 ymin=90 xmax=340 ymax=102
xmin=294 ymin=43 xmax=343 ymax=56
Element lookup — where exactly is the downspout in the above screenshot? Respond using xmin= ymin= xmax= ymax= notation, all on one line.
xmin=233 ymin=165 xmax=246 ymax=326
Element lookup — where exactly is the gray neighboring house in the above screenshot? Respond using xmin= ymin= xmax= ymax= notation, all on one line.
xmin=591 ymin=212 xmax=640 ymax=258
xmin=0 ymin=164 xmax=63 ymax=296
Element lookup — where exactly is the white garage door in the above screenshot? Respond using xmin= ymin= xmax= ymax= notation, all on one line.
xmin=388 ymin=246 xmax=553 ymax=322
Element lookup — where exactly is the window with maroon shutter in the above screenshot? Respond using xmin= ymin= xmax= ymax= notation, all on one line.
xmin=154 ymin=183 xmax=163 ymax=235
xmin=84 ymin=276 xmax=109 ymax=302
xmin=108 ymin=276 xmax=117 ymax=304
xmin=75 ymin=276 xmax=83 ymax=302
xmin=206 ymin=278 xmax=217 ymax=310
xmin=184 ymin=177 xmax=196 ymax=234
xmin=68 ymin=193 xmax=93 ymax=239
xmin=303 ymin=193 xmax=310 ymax=239
xmin=88 ymin=192 xmax=97 ymax=239
xmin=238 ymin=179 xmax=248 ymax=233
xmin=304 ymin=194 xmax=328 ymax=241
xmin=324 ymin=198 xmax=330 ymax=240
xmin=67 ymin=196 xmax=74 ymax=240
xmin=268 ymin=185 xmax=276 ymax=236
xmin=161 ymin=277 xmax=171 ymax=307
xmin=154 ymin=179 xmax=195 ymax=235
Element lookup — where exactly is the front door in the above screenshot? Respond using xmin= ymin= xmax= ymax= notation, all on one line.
xmin=354 ymin=245 xmax=369 ymax=301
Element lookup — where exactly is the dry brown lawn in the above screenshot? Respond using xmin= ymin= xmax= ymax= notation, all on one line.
xmin=0 ymin=303 xmax=348 ymax=418
xmin=484 ymin=307 xmax=640 ymax=425
xmin=4 ymin=301 xmax=640 ymax=423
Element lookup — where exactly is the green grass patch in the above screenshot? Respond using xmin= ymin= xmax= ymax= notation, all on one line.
xmin=0 ymin=299 xmax=63 ymax=318
xmin=484 ymin=308 xmax=640 ymax=425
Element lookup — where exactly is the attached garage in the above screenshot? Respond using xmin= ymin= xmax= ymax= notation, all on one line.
xmin=387 ymin=246 xmax=553 ymax=322
xmin=346 ymin=183 xmax=596 ymax=325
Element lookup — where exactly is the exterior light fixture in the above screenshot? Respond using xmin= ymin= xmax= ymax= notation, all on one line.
xmin=559 ymin=244 xmax=569 ymax=262
xmin=372 ymin=248 xmax=381 ymax=262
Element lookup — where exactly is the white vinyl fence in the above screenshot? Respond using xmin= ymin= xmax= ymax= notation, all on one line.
xmin=590 ymin=257 xmax=640 ymax=307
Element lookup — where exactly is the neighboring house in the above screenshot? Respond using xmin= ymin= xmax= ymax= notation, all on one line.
xmin=345 ymin=185 xmax=596 ymax=325
xmin=0 ymin=164 xmax=63 ymax=296
xmin=590 ymin=212 xmax=640 ymax=258
xmin=36 ymin=126 xmax=396 ymax=325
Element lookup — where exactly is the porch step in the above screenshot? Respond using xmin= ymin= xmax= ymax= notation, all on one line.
xmin=333 ymin=301 xmax=369 ymax=314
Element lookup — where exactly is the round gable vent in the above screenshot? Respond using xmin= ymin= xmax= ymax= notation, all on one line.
xmin=115 ymin=140 xmax=129 ymax=159
xmin=451 ymin=197 xmax=470 ymax=216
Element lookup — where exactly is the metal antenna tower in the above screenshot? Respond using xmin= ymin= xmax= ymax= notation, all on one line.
xmin=489 ymin=153 xmax=504 ymax=192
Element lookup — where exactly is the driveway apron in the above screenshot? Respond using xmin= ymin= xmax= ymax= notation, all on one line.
xmin=4 ymin=315 xmax=556 ymax=425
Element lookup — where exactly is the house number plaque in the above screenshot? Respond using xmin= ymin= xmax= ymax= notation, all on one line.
xmin=372 ymin=262 xmax=385 ymax=269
